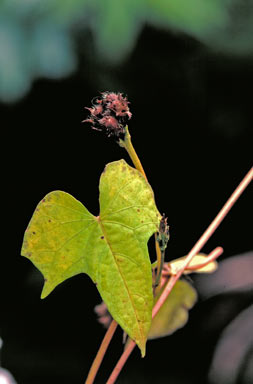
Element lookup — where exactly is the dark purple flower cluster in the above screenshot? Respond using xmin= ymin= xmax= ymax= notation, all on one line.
xmin=83 ymin=92 xmax=132 ymax=139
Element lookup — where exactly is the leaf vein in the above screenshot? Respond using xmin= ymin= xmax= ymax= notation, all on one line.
xmin=104 ymin=205 xmax=151 ymax=218
xmin=53 ymin=222 xmax=96 ymax=253
xmin=99 ymin=220 xmax=144 ymax=342
xmin=101 ymin=178 xmax=139 ymax=216
xmin=43 ymin=202 xmax=92 ymax=218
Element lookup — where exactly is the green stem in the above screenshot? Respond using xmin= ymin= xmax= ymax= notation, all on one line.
xmin=154 ymin=249 xmax=165 ymax=288
xmin=120 ymin=126 xmax=163 ymax=285
xmin=154 ymin=234 xmax=162 ymax=287
xmin=120 ymin=127 xmax=148 ymax=181
xmin=85 ymin=320 xmax=118 ymax=384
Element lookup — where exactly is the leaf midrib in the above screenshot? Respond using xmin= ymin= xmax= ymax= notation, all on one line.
xmin=97 ymin=215 xmax=144 ymax=343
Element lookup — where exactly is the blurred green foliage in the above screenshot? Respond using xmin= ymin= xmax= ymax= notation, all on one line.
xmin=0 ymin=0 xmax=253 ymax=102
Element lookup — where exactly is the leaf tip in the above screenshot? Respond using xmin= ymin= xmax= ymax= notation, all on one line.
xmin=140 ymin=345 xmax=146 ymax=358
xmin=137 ymin=338 xmax=147 ymax=358
xmin=40 ymin=280 xmax=52 ymax=299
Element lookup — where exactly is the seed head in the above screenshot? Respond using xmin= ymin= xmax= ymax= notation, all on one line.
xmin=83 ymin=91 xmax=132 ymax=140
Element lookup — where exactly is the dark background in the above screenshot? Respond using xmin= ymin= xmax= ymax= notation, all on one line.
xmin=1 ymin=25 xmax=252 ymax=383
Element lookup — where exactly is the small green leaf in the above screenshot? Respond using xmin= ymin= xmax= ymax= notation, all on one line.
xmin=148 ymin=280 xmax=197 ymax=340
xmin=21 ymin=159 xmax=161 ymax=356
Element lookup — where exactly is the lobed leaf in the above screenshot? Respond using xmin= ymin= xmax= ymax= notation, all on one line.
xmin=21 ymin=159 xmax=161 ymax=356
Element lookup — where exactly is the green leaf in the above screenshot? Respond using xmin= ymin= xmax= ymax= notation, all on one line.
xmin=148 ymin=280 xmax=197 ymax=340
xmin=21 ymin=159 xmax=161 ymax=356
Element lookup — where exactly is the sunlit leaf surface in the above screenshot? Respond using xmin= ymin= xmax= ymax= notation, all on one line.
xmin=148 ymin=280 xmax=197 ymax=339
xmin=21 ymin=159 xmax=161 ymax=356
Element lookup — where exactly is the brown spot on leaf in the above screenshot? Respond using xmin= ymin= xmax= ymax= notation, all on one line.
xmin=137 ymin=209 xmax=140 ymax=212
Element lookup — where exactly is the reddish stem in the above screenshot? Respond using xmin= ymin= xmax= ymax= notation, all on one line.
xmin=153 ymin=167 xmax=253 ymax=318
xmin=152 ymin=247 xmax=223 ymax=318
xmin=85 ymin=320 xmax=118 ymax=384
xmin=162 ymin=246 xmax=223 ymax=276
xmin=106 ymin=340 xmax=136 ymax=384
xmin=184 ymin=246 xmax=223 ymax=271
xmin=105 ymin=247 xmax=223 ymax=384
xmin=105 ymin=167 xmax=253 ymax=384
